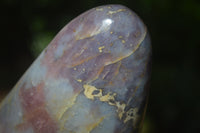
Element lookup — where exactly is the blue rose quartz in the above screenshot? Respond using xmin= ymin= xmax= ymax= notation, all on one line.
xmin=0 ymin=4 xmax=151 ymax=133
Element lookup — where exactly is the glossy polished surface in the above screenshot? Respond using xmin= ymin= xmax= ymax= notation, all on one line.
xmin=0 ymin=4 xmax=151 ymax=133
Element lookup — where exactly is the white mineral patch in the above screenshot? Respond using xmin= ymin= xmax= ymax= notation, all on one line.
xmin=54 ymin=35 xmax=71 ymax=59
xmin=44 ymin=77 xmax=75 ymax=119
xmin=22 ymin=52 xmax=47 ymax=89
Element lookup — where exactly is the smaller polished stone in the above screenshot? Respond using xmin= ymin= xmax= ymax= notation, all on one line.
xmin=0 ymin=4 xmax=151 ymax=133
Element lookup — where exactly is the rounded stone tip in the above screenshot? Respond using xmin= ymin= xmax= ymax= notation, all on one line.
xmin=0 ymin=4 xmax=151 ymax=133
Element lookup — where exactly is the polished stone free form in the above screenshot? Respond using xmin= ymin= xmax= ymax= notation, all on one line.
xmin=0 ymin=4 xmax=151 ymax=133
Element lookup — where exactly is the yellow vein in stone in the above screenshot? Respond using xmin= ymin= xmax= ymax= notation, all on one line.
xmin=88 ymin=66 xmax=105 ymax=84
xmin=96 ymin=8 xmax=104 ymax=11
xmin=69 ymin=54 xmax=99 ymax=68
xmin=57 ymin=92 xmax=80 ymax=120
xmin=114 ymin=61 xmax=121 ymax=76
xmin=104 ymin=27 xmax=147 ymax=67
xmin=59 ymin=109 xmax=75 ymax=131
xmin=83 ymin=84 xmax=126 ymax=120
xmin=87 ymin=116 xmax=105 ymax=133
xmin=107 ymin=9 xmax=126 ymax=15
xmin=123 ymin=108 xmax=139 ymax=123
xmin=83 ymin=84 xmax=142 ymax=123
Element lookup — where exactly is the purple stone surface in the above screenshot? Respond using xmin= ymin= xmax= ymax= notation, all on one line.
xmin=0 ymin=4 xmax=151 ymax=133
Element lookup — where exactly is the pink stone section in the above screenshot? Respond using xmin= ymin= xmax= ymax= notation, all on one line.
xmin=18 ymin=82 xmax=57 ymax=133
